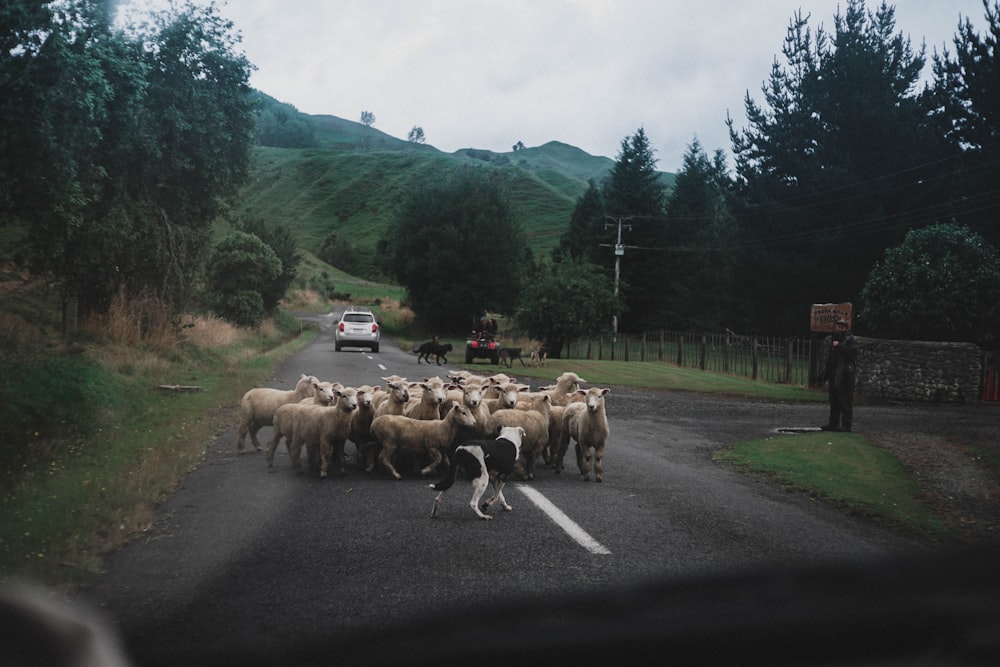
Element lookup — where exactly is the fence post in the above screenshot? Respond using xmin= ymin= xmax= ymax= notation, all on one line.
xmin=723 ymin=334 xmax=731 ymax=373
xmin=785 ymin=338 xmax=794 ymax=384
xmin=641 ymin=333 xmax=646 ymax=362
xmin=659 ymin=331 xmax=665 ymax=362
xmin=700 ymin=334 xmax=707 ymax=370
xmin=752 ymin=336 xmax=759 ymax=380
xmin=676 ymin=335 xmax=684 ymax=367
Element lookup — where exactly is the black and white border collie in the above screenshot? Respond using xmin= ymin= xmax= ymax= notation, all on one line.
xmin=430 ymin=426 xmax=526 ymax=520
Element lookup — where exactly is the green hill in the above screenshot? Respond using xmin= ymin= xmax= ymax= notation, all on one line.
xmin=236 ymin=101 xmax=675 ymax=280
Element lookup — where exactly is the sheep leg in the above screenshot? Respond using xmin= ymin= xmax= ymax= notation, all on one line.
xmin=576 ymin=442 xmax=593 ymax=481
xmin=319 ymin=438 xmax=332 ymax=479
xmin=265 ymin=431 xmax=281 ymax=468
xmin=379 ymin=444 xmax=402 ymax=480
xmin=364 ymin=442 xmax=381 ymax=473
xmin=419 ymin=447 xmax=443 ymax=476
xmin=553 ymin=433 xmax=571 ymax=474
xmin=329 ymin=438 xmax=347 ymax=476
xmin=288 ymin=436 xmax=304 ymax=471
xmin=524 ymin=446 xmax=539 ymax=480
xmin=249 ymin=424 xmax=264 ymax=451
xmin=236 ymin=420 xmax=250 ymax=452
xmin=594 ymin=444 xmax=604 ymax=483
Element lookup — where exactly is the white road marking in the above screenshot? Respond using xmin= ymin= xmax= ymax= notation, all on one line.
xmin=516 ymin=485 xmax=611 ymax=555
xmin=378 ymin=363 xmax=388 ymax=370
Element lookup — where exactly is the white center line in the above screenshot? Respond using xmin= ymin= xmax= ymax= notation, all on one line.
xmin=517 ymin=485 xmax=611 ymax=555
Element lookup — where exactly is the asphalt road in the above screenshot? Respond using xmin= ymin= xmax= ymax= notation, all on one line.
xmin=76 ymin=311 xmax=1000 ymax=666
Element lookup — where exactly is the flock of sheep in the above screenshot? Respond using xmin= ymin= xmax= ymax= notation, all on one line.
xmin=235 ymin=370 xmax=612 ymax=485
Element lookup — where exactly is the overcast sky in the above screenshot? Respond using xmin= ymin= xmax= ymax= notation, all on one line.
xmin=124 ymin=0 xmax=990 ymax=171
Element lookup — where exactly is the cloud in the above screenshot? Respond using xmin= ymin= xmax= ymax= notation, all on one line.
xmin=123 ymin=0 xmax=989 ymax=170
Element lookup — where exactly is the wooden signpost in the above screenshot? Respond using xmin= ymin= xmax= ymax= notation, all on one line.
xmin=810 ymin=302 xmax=853 ymax=333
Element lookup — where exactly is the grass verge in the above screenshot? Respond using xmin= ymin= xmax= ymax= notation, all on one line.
xmin=0 ymin=313 xmax=316 ymax=591
xmin=714 ymin=431 xmax=954 ymax=539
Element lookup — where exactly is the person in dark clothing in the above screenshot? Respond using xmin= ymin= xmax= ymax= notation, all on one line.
xmin=821 ymin=318 xmax=858 ymax=432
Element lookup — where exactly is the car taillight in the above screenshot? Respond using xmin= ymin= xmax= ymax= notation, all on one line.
xmin=338 ymin=322 xmax=345 ymax=331
xmin=372 ymin=323 xmax=378 ymax=332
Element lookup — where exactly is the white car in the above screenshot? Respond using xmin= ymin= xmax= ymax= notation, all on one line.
xmin=334 ymin=307 xmax=380 ymax=352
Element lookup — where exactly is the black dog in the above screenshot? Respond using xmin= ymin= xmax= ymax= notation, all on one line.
xmin=415 ymin=340 xmax=453 ymax=365
xmin=430 ymin=426 xmax=525 ymax=520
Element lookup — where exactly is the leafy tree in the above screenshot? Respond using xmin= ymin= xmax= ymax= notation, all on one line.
xmin=317 ymin=231 xmax=356 ymax=273
xmin=601 ymin=128 xmax=669 ymax=332
xmin=860 ymin=223 xmax=1000 ymax=342
xmin=207 ymin=232 xmax=282 ymax=327
xmin=239 ymin=217 xmax=302 ymax=311
xmin=0 ymin=0 xmax=255 ymax=316
xmin=381 ymin=168 xmax=529 ymax=330
xmin=515 ymin=260 xmax=620 ymax=358
xmin=360 ymin=110 xmax=376 ymax=127
xmin=407 ymin=126 xmax=426 ymax=143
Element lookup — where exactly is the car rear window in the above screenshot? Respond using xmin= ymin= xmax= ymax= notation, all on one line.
xmin=344 ymin=313 xmax=373 ymax=323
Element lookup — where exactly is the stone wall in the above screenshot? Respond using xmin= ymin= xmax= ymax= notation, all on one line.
xmin=852 ymin=336 xmax=984 ymax=403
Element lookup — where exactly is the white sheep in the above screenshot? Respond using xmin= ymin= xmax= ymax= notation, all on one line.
xmin=485 ymin=382 xmax=531 ymax=413
xmin=349 ymin=384 xmax=379 ymax=471
xmin=373 ymin=377 xmax=412 ymax=418
xmin=373 ymin=376 xmax=406 ymax=408
xmin=299 ymin=381 xmax=341 ymax=406
xmin=538 ymin=371 xmax=587 ymax=407
xmin=267 ymin=387 xmax=359 ymax=478
xmin=447 ymin=377 xmax=491 ymax=440
xmin=370 ymin=402 xmax=476 ymax=480
xmin=236 ymin=374 xmax=319 ymax=452
xmin=403 ymin=376 xmax=451 ymax=420
xmin=486 ymin=393 xmax=552 ymax=480
xmin=542 ymin=404 xmax=566 ymax=467
xmin=557 ymin=387 xmax=610 ymax=482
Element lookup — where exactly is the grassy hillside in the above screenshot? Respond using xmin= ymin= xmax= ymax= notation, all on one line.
xmin=235 ymin=108 xmax=675 ymax=280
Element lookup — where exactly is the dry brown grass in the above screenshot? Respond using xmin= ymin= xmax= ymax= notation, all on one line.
xmin=179 ymin=313 xmax=251 ymax=349
xmin=281 ymin=288 xmax=329 ymax=310
xmin=81 ymin=289 xmax=177 ymax=351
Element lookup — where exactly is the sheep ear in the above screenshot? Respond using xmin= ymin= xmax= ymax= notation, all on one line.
xmin=601 ymin=388 xmax=610 ymax=396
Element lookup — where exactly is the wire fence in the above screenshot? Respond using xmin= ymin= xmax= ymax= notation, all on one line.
xmin=563 ymin=331 xmax=815 ymax=386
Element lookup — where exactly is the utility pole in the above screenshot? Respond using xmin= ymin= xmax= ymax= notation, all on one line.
xmin=601 ymin=215 xmax=635 ymax=335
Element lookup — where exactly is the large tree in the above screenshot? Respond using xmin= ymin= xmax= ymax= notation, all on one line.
xmin=860 ymin=222 xmax=1000 ymax=342
xmin=381 ymin=168 xmax=530 ymax=331
xmin=661 ymin=138 xmax=739 ymax=331
xmin=600 ymin=128 xmax=670 ymax=332
xmin=927 ymin=0 xmax=1000 ymax=247
xmin=0 ymin=0 xmax=255 ymax=315
xmin=515 ymin=260 xmax=621 ymax=358
xmin=727 ymin=0 xmax=947 ymax=334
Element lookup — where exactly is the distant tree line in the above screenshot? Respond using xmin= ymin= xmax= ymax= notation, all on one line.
xmin=542 ymin=0 xmax=999 ymax=346
xmin=384 ymin=0 xmax=999 ymax=349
